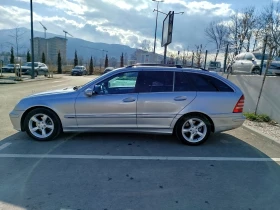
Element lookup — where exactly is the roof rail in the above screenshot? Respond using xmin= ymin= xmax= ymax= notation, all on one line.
xmin=126 ymin=63 xmax=182 ymax=68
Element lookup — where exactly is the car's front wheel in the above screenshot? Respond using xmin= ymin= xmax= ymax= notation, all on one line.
xmin=175 ymin=114 xmax=211 ymax=145
xmin=24 ymin=108 xmax=61 ymax=141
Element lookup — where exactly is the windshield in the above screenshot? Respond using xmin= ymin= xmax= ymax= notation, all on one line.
xmin=7 ymin=64 xmax=14 ymax=67
xmin=24 ymin=63 xmax=38 ymax=67
xmin=75 ymin=66 xmax=83 ymax=69
xmin=253 ymin=53 xmax=270 ymax=60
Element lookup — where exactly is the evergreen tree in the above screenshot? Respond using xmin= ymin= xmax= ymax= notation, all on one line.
xmin=10 ymin=47 xmax=15 ymax=64
xmin=104 ymin=54 xmax=109 ymax=68
xmin=74 ymin=50 xmax=78 ymax=67
xmin=57 ymin=51 xmax=62 ymax=74
xmin=89 ymin=56 xmax=94 ymax=75
xmin=120 ymin=53 xmax=124 ymax=67
xmin=27 ymin=50 xmax=31 ymax=62
xmin=42 ymin=52 xmax=46 ymax=63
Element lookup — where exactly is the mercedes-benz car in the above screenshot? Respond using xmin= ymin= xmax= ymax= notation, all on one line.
xmin=230 ymin=52 xmax=280 ymax=75
xmin=20 ymin=62 xmax=49 ymax=77
xmin=2 ymin=64 xmax=20 ymax=73
xmin=9 ymin=64 xmax=245 ymax=145
xmin=71 ymin=66 xmax=87 ymax=76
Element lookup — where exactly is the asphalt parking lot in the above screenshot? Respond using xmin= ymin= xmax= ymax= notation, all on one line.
xmin=0 ymin=75 xmax=280 ymax=210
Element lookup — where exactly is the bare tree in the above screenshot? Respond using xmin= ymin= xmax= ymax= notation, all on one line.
xmin=261 ymin=2 xmax=280 ymax=56
xmin=8 ymin=28 xmax=26 ymax=60
xmin=228 ymin=7 xmax=256 ymax=55
xmin=194 ymin=44 xmax=205 ymax=67
xmin=205 ymin=21 xmax=229 ymax=61
xmin=140 ymin=39 xmax=153 ymax=52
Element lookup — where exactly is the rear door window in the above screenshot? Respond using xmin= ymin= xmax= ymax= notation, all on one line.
xmin=174 ymin=72 xmax=196 ymax=91
xmin=245 ymin=53 xmax=253 ymax=61
xmin=189 ymin=73 xmax=234 ymax=92
xmin=136 ymin=71 xmax=173 ymax=93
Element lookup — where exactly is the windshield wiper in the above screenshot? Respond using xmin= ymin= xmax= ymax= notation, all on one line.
xmin=73 ymin=86 xmax=80 ymax=90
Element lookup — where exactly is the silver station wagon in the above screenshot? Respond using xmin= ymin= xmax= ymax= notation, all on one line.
xmin=9 ymin=64 xmax=245 ymax=145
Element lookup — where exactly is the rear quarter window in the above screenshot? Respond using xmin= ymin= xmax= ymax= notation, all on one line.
xmin=189 ymin=73 xmax=234 ymax=92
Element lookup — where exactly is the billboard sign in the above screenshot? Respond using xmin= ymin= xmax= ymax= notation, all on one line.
xmin=161 ymin=11 xmax=174 ymax=47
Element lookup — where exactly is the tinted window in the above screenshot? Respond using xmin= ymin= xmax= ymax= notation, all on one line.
xmin=175 ymin=72 xmax=196 ymax=91
xmin=245 ymin=53 xmax=253 ymax=60
xmin=136 ymin=71 xmax=173 ymax=93
xmin=235 ymin=54 xmax=245 ymax=61
xmin=253 ymin=53 xmax=269 ymax=60
xmin=97 ymin=71 xmax=138 ymax=94
xmin=189 ymin=73 xmax=234 ymax=92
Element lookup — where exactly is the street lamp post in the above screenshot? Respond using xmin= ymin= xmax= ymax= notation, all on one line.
xmin=153 ymin=9 xmax=184 ymax=64
xmin=152 ymin=0 xmax=164 ymax=54
xmin=30 ymin=0 xmax=35 ymax=79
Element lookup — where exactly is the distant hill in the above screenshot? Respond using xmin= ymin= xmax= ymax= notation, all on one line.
xmin=0 ymin=27 xmax=136 ymax=60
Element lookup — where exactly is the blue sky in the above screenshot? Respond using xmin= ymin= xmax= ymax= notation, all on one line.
xmin=0 ymin=0 xmax=275 ymax=53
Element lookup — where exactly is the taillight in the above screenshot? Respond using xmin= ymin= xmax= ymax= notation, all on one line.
xmin=233 ymin=95 xmax=245 ymax=113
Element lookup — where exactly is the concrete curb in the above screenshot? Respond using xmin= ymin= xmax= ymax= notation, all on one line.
xmin=242 ymin=124 xmax=280 ymax=147
xmin=0 ymin=77 xmax=62 ymax=84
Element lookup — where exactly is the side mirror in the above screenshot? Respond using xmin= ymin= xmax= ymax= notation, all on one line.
xmin=93 ymin=85 xmax=102 ymax=94
xmin=252 ymin=58 xmax=255 ymax=61
xmin=84 ymin=88 xmax=93 ymax=97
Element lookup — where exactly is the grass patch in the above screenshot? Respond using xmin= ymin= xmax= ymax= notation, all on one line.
xmin=244 ymin=112 xmax=271 ymax=122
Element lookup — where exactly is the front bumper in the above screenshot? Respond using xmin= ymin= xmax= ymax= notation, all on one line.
xmin=72 ymin=71 xmax=82 ymax=75
xmin=9 ymin=110 xmax=25 ymax=131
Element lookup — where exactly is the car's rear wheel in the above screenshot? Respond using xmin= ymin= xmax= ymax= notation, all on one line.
xmin=175 ymin=114 xmax=211 ymax=145
xmin=24 ymin=108 xmax=61 ymax=141
xmin=251 ymin=68 xmax=260 ymax=75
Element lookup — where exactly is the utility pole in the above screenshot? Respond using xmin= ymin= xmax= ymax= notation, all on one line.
xmin=30 ymin=0 xmax=35 ymax=79
xmin=224 ymin=43 xmax=229 ymax=73
xmin=152 ymin=0 xmax=164 ymax=54
xmin=204 ymin=50 xmax=208 ymax=69
xmin=260 ymin=35 xmax=268 ymax=75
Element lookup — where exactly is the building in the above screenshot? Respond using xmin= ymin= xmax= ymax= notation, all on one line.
xmin=32 ymin=37 xmax=67 ymax=64
xmin=135 ymin=49 xmax=164 ymax=64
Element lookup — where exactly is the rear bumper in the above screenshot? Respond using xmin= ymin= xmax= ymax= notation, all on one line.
xmin=9 ymin=110 xmax=24 ymax=131
xmin=211 ymin=113 xmax=245 ymax=133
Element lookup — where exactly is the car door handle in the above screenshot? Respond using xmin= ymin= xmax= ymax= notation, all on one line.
xmin=123 ymin=97 xmax=136 ymax=102
xmin=174 ymin=96 xmax=187 ymax=101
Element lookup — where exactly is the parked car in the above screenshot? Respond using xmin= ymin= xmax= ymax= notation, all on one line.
xmin=103 ymin=67 xmax=114 ymax=74
xmin=19 ymin=62 xmax=49 ymax=77
xmin=230 ymin=52 xmax=280 ymax=75
xmin=9 ymin=64 xmax=245 ymax=145
xmin=2 ymin=64 xmax=20 ymax=73
xmin=207 ymin=61 xmax=222 ymax=72
xmin=71 ymin=66 xmax=87 ymax=76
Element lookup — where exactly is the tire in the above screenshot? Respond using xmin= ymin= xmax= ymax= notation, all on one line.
xmin=24 ymin=108 xmax=61 ymax=141
xmin=251 ymin=68 xmax=260 ymax=75
xmin=34 ymin=71 xmax=38 ymax=77
xmin=175 ymin=114 xmax=211 ymax=146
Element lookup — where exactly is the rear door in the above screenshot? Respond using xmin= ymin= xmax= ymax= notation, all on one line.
xmin=136 ymin=70 xmax=197 ymax=128
xmin=232 ymin=53 xmax=245 ymax=73
xmin=243 ymin=53 xmax=254 ymax=73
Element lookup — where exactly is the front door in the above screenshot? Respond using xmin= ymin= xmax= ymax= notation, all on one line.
xmin=75 ymin=71 xmax=139 ymax=129
xmin=136 ymin=71 xmax=197 ymax=128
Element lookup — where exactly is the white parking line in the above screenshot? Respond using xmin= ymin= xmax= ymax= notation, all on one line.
xmin=52 ymin=84 xmax=66 ymax=88
xmin=0 ymin=143 xmax=12 ymax=151
xmin=51 ymin=81 xmax=63 ymax=83
xmin=0 ymin=154 xmax=279 ymax=162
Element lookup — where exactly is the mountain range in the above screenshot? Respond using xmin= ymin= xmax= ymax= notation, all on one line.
xmin=0 ymin=27 xmax=136 ymax=60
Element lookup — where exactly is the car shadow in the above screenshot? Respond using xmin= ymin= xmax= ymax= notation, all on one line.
xmin=0 ymin=130 xmax=280 ymax=210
